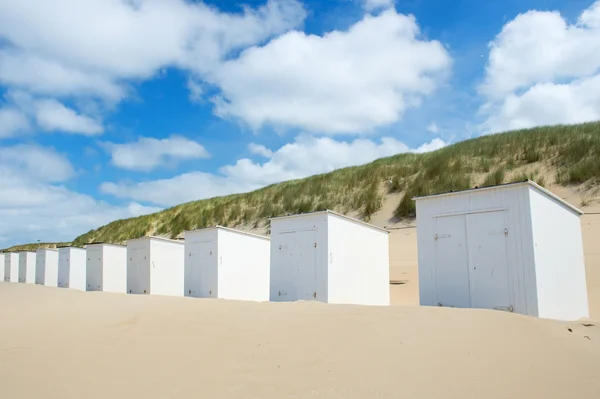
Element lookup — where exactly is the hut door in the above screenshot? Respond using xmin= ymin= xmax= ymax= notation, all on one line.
xmin=276 ymin=232 xmax=296 ymax=301
xmin=466 ymin=211 xmax=511 ymax=311
xmin=296 ymin=230 xmax=317 ymax=301
xmin=434 ymin=215 xmax=471 ymax=308
xmin=190 ymin=240 xmax=215 ymax=298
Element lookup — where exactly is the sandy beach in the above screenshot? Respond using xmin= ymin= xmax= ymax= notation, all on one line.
xmin=0 ymin=283 xmax=598 ymax=399
xmin=1 ymin=184 xmax=599 ymax=398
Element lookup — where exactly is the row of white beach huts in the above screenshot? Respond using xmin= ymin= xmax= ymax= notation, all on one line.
xmin=0 ymin=181 xmax=591 ymax=321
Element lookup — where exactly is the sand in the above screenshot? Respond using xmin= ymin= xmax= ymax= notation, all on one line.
xmin=1 ymin=283 xmax=599 ymax=399
xmin=1 ymin=183 xmax=599 ymax=398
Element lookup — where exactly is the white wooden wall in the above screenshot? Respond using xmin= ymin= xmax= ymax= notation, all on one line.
xmin=416 ymin=184 xmax=536 ymax=316
xmin=86 ymin=246 xmax=103 ymax=291
xmin=103 ymin=245 xmax=127 ymax=293
xmin=270 ymin=214 xmax=329 ymax=302
xmin=19 ymin=252 xmax=36 ymax=284
xmin=184 ymin=229 xmax=218 ymax=298
xmin=529 ymin=187 xmax=589 ymax=320
xmin=6 ymin=253 xmax=19 ymax=282
xmin=149 ymin=239 xmax=185 ymax=297
xmin=58 ymin=247 xmax=86 ymax=290
xmin=36 ymin=249 xmax=59 ymax=287
xmin=328 ymin=213 xmax=390 ymax=306
xmin=217 ymin=228 xmax=270 ymax=302
xmin=127 ymin=239 xmax=150 ymax=294
xmin=86 ymin=245 xmax=127 ymax=293
xmin=1 ymin=254 xmax=5 ymax=282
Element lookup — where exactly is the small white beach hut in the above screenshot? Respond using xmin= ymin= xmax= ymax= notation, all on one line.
xmin=58 ymin=247 xmax=87 ymax=290
xmin=414 ymin=180 xmax=589 ymax=321
xmin=4 ymin=253 xmax=19 ymax=282
xmin=184 ymin=226 xmax=270 ymax=301
xmin=18 ymin=251 xmax=36 ymax=284
xmin=0 ymin=253 xmax=5 ymax=282
xmin=35 ymin=248 xmax=59 ymax=286
xmin=86 ymin=243 xmax=127 ymax=293
xmin=126 ymin=236 xmax=185 ymax=297
xmin=269 ymin=210 xmax=390 ymax=306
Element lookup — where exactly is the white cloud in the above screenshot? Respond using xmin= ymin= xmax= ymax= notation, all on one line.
xmin=103 ymin=135 xmax=210 ymax=172
xmin=248 ymin=143 xmax=274 ymax=158
xmin=206 ymin=9 xmax=451 ymax=134
xmin=427 ymin=122 xmax=440 ymax=133
xmin=0 ymin=107 xmax=29 ymax=138
xmin=0 ymin=0 xmax=305 ymax=101
xmin=0 ymin=91 xmax=103 ymax=136
xmin=580 ymin=0 xmax=600 ymax=28
xmin=100 ymin=135 xmax=446 ymax=206
xmin=363 ymin=0 xmax=395 ymax=12
xmin=482 ymin=75 xmax=600 ymax=132
xmin=0 ymin=143 xmax=161 ymax=247
xmin=34 ymin=99 xmax=103 ymax=135
xmin=480 ymin=1 xmax=600 ymax=132
xmin=0 ymin=144 xmax=74 ymax=182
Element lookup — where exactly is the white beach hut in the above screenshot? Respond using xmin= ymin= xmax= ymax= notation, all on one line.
xmin=86 ymin=243 xmax=127 ymax=293
xmin=414 ymin=180 xmax=588 ymax=321
xmin=4 ymin=253 xmax=19 ymax=282
xmin=269 ymin=210 xmax=390 ymax=306
xmin=126 ymin=236 xmax=185 ymax=297
xmin=0 ymin=253 xmax=5 ymax=282
xmin=35 ymin=248 xmax=59 ymax=286
xmin=184 ymin=226 xmax=270 ymax=301
xmin=58 ymin=247 xmax=87 ymax=290
xmin=18 ymin=251 xmax=36 ymax=284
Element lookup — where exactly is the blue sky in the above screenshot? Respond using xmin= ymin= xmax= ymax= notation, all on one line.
xmin=1 ymin=0 xmax=600 ymax=246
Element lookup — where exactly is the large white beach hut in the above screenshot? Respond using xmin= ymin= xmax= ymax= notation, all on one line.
xmin=184 ymin=226 xmax=270 ymax=301
xmin=18 ymin=251 xmax=36 ymax=284
xmin=4 ymin=253 xmax=19 ymax=282
xmin=414 ymin=180 xmax=588 ymax=321
xmin=126 ymin=236 xmax=185 ymax=297
xmin=86 ymin=243 xmax=127 ymax=293
xmin=35 ymin=248 xmax=59 ymax=286
xmin=58 ymin=247 xmax=87 ymax=290
xmin=269 ymin=210 xmax=390 ymax=306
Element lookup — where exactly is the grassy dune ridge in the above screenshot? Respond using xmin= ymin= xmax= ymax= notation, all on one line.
xmin=4 ymin=121 xmax=600 ymax=250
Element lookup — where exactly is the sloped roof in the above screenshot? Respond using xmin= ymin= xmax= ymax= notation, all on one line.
xmin=412 ymin=180 xmax=583 ymax=215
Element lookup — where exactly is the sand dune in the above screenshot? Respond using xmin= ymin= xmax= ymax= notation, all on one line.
xmin=0 ymin=283 xmax=598 ymax=399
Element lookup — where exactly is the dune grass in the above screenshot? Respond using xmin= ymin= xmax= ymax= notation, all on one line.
xmin=24 ymin=121 xmax=599 ymax=248
xmin=2 ymin=242 xmax=71 ymax=253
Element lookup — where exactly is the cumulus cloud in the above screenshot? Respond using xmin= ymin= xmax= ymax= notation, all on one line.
xmin=0 ymin=90 xmax=104 ymax=136
xmin=100 ymin=135 xmax=446 ymax=206
xmin=248 ymin=143 xmax=274 ymax=158
xmin=480 ymin=1 xmax=600 ymax=132
xmin=0 ymin=0 xmax=305 ymax=101
xmin=363 ymin=0 xmax=395 ymax=12
xmin=34 ymin=99 xmax=103 ymax=135
xmin=206 ymin=9 xmax=451 ymax=134
xmin=0 ymin=143 xmax=160 ymax=247
xmin=102 ymin=135 xmax=210 ymax=172
xmin=0 ymin=107 xmax=29 ymax=138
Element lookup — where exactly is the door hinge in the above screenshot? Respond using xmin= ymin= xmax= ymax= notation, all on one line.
xmin=314 ymin=242 xmax=317 ymax=248
xmin=494 ymin=305 xmax=513 ymax=312
xmin=504 ymin=228 xmax=508 ymax=236
xmin=313 ymin=292 xmax=316 ymax=298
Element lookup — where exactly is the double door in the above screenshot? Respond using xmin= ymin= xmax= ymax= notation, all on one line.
xmin=276 ymin=229 xmax=318 ymax=301
xmin=434 ymin=211 xmax=512 ymax=311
